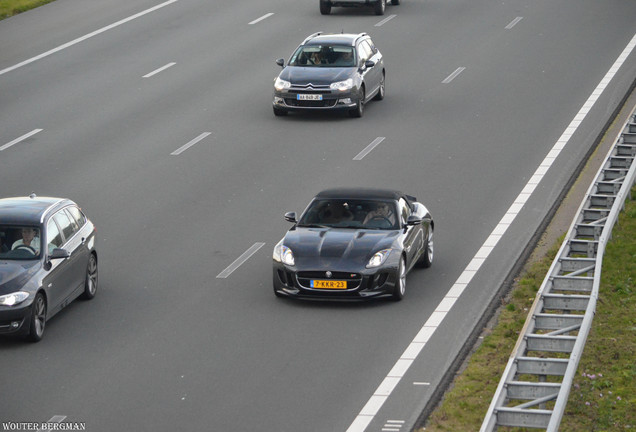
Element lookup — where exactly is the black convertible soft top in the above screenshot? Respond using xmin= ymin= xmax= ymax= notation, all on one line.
xmin=314 ymin=188 xmax=417 ymax=206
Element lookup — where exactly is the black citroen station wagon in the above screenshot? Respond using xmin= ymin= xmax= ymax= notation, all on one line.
xmin=273 ymin=32 xmax=385 ymax=118
xmin=0 ymin=195 xmax=97 ymax=342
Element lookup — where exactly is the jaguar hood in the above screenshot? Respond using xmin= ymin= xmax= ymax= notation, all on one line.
xmin=283 ymin=227 xmax=398 ymax=267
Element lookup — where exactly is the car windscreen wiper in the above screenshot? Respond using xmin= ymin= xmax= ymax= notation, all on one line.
xmin=297 ymin=223 xmax=328 ymax=228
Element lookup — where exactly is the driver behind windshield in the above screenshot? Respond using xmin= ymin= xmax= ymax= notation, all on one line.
xmin=363 ymin=202 xmax=396 ymax=226
xmin=12 ymin=227 xmax=41 ymax=254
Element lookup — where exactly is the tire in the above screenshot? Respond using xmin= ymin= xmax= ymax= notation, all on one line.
xmin=27 ymin=292 xmax=46 ymax=342
xmin=374 ymin=0 xmax=386 ymax=15
xmin=392 ymin=257 xmax=406 ymax=301
xmin=349 ymin=88 xmax=364 ymax=118
xmin=273 ymin=107 xmax=288 ymax=117
xmin=391 ymin=0 xmax=400 ymax=5
xmin=81 ymin=254 xmax=98 ymax=300
xmin=319 ymin=0 xmax=331 ymax=14
xmin=417 ymin=226 xmax=434 ymax=268
xmin=373 ymin=72 xmax=385 ymax=101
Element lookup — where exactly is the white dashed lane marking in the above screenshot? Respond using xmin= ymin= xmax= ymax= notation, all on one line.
xmin=170 ymin=132 xmax=211 ymax=155
xmin=353 ymin=137 xmax=385 ymax=160
xmin=143 ymin=62 xmax=176 ymax=78
xmin=216 ymin=243 xmax=266 ymax=279
xmin=442 ymin=67 xmax=466 ymax=84
xmin=249 ymin=13 xmax=274 ymax=25
xmin=375 ymin=14 xmax=397 ymax=27
xmin=505 ymin=16 xmax=524 ymax=29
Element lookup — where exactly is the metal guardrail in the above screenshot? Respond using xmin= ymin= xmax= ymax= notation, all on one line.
xmin=480 ymin=107 xmax=636 ymax=431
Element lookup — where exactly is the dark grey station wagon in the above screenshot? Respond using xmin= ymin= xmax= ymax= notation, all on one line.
xmin=0 ymin=195 xmax=97 ymax=342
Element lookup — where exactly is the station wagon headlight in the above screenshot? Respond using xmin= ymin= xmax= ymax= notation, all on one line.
xmin=0 ymin=291 xmax=29 ymax=307
xmin=273 ymin=242 xmax=295 ymax=266
xmin=367 ymin=249 xmax=391 ymax=268
xmin=274 ymin=77 xmax=291 ymax=91
xmin=330 ymin=78 xmax=353 ymax=91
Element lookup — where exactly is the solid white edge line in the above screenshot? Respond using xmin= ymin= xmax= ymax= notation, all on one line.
xmin=375 ymin=14 xmax=397 ymax=27
xmin=249 ymin=13 xmax=274 ymax=25
xmin=143 ymin=62 xmax=176 ymax=78
xmin=0 ymin=129 xmax=43 ymax=151
xmin=353 ymin=137 xmax=386 ymax=160
xmin=0 ymin=0 xmax=179 ymax=77
xmin=346 ymin=31 xmax=636 ymax=432
xmin=170 ymin=132 xmax=211 ymax=155
xmin=216 ymin=243 xmax=266 ymax=279
xmin=442 ymin=67 xmax=466 ymax=84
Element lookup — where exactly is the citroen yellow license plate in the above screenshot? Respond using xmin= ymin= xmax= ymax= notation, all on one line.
xmin=311 ymin=280 xmax=347 ymax=289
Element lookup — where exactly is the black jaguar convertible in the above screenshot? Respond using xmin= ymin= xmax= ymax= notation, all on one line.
xmin=273 ymin=188 xmax=433 ymax=301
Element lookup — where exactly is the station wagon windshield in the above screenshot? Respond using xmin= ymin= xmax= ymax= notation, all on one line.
xmin=0 ymin=225 xmax=42 ymax=260
xmin=289 ymin=45 xmax=356 ymax=67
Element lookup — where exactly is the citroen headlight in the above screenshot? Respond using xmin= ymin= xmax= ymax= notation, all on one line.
xmin=330 ymin=78 xmax=353 ymax=91
xmin=0 ymin=291 xmax=29 ymax=307
xmin=274 ymin=77 xmax=291 ymax=91
xmin=273 ymin=241 xmax=295 ymax=266
xmin=366 ymin=249 xmax=391 ymax=268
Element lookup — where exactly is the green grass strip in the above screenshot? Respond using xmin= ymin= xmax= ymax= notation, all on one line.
xmin=421 ymin=185 xmax=636 ymax=431
xmin=0 ymin=0 xmax=55 ymax=20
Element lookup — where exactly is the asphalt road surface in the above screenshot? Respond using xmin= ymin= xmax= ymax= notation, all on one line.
xmin=1 ymin=1 xmax=635 ymax=431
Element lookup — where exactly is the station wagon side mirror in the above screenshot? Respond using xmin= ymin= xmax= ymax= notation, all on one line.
xmin=276 ymin=58 xmax=285 ymax=68
xmin=364 ymin=60 xmax=375 ymax=69
xmin=49 ymin=248 xmax=70 ymax=260
xmin=284 ymin=212 xmax=297 ymax=223
xmin=406 ymin=215 xmax=423 ymax=226
xmin=45 ymin=248 xmax=70 ymax=270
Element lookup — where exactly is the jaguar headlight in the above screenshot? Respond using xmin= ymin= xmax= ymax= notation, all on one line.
xmin=274 ymin=77 xmax=291 ymax=91
xmin=273 ymin=241 xmax=295 ymax=266
xmin=0 ymin=291 xmax=29 ymax=307
xmin=330 ymin=78 xmax=353 ymax=91
xmin=366 ymin=249 xmax=391 ymax=268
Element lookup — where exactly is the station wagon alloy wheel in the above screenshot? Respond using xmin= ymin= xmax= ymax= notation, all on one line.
xmin=82 ymin=254 xmax=98 ymax=300
xmin=28 ymin=293 xmax=46 ymax=342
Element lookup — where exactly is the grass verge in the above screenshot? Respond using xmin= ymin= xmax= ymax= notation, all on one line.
xmin=0 ymin=0 xmax=55 ymax=20
xmin=420 ymin=184 xmax=636 ymax=431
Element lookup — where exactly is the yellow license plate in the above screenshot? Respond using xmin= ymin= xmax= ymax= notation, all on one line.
xmin=311 ymin=280 xmax=347 ymax=289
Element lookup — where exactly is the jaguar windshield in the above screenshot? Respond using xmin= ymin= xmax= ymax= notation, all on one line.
xmin=298 ymin=199 xmax=398 ymax=229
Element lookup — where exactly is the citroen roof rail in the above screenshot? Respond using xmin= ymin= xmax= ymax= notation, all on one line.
xmin=302 ymin=32 xmax=323 ymax=44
